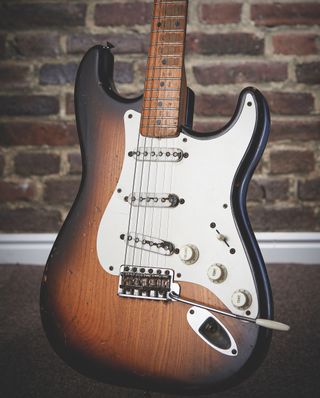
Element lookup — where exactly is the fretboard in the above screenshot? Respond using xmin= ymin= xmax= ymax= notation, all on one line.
xmin=140 ymin=0 xmax=188 ymax=138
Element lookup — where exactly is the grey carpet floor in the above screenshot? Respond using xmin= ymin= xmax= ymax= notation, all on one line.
xmin=0 ymin=264 xmax=319 ymax=398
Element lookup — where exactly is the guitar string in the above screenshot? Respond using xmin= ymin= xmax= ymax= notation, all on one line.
xmin=123 ymin=117 xmax=143 ymax=268
xmin=125 ymin=0 xmax=185 ymax=270
xmin=134 ymin=0 xmax=162 ymax=269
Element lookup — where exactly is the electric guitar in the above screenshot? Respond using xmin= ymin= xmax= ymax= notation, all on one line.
xmin=40 ymin=0 xmax=289 ymax=394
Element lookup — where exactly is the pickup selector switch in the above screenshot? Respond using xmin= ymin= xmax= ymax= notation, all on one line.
xmin=207 ymin=264 xmax=227 ymax=283
xmin=231 ymin=290 xmax=252 ymax=310
xmin=179 ymin=244 xmax=199 ymax=265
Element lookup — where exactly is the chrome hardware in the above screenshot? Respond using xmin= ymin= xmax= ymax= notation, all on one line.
xmin=118 ymin=265 xmax=180 ymax=300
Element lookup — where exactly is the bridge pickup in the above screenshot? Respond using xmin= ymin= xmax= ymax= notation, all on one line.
xmin=118 ymin=265 xmax=180 ymax=300
xmin=125 ymin=193 xmax=180 ymax=208
xmin=128 ymin=147 xmax=183 ymax=162
xmin=122 ymin=233 xmax=175 ymax=256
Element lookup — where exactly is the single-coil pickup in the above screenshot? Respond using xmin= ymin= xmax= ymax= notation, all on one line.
xmin=124 ymin=193 xmax=181 ymax=208
xmin=118 ymin=265 xmax=174 ymax=300
xmin=121 ymin=233 xmax=175 ymax=256
xmin=128 ymin=147 xmax=185 ymax=162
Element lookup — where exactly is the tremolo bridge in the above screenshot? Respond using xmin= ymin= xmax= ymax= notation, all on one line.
xmin=118 ymin=265 xmax=180 ymax=300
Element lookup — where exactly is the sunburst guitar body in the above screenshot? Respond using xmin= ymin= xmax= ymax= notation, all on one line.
xmin=40 ymin=1 xmax=286 ymax=394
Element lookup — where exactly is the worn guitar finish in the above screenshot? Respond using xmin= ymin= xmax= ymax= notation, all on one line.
xmin=41 ymin=0 xmax=273 ymax=394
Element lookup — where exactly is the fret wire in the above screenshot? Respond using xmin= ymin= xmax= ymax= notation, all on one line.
xmin=147 ymin=55 xmax=182 ymax=58
xmin=147 ymin=66 xmax=181 ymax=69
xmin=151 ymin=42 xmax=184 ymax=46
xmin=143 ymin=107 xmax=178 ymax=110
xmin=143 ymin=97 xmax=178 ymax=101
xmin=152 ymin=15 xmax=186 ymax=19
xmin=141 ymin=125 xmax=178 ymax=128
xmin=151 ymin=29 xmax=184 ymax=33
xmin=142 ymin=116 xmax=178 ymax=119
xmin=145 ymin=77 xmax=181 ymax=80
xmin=144 ymin=88 xmax=180 ymax=91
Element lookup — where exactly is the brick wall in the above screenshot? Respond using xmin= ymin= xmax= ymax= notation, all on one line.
xmin=0 ymin=0 xmax=319 ymax=233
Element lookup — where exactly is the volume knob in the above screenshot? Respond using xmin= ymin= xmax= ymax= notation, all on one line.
xmin=207 ymin=264 xmax=227 ymax=283
xmin=179 ymin=244 xmax=199 ymax=265
xmin=231 ymin=290 xmax=252 ymax=310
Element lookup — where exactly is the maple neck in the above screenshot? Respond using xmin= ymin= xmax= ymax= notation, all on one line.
xmin=140 ymin=0 xmax=189 ymax=138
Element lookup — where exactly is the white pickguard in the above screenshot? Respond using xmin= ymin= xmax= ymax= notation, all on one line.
xmin=97 ymin=93 xmax=259 ymax=319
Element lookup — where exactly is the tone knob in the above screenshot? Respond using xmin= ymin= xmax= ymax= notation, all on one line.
xmin=207 ymin=264 xmax=227 ymax=283
xmin=179 ymin=244 xmax=199 ymax=265
xmin=231 ymin=290 xmax=252 ymax=310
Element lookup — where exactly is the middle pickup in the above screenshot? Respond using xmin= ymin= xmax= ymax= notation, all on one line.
xmin=124 ymin=193 xmax=182 ymax=208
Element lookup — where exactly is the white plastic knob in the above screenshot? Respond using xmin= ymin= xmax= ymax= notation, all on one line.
xmin=231 ymin=290 xmax=252 ymax=310
xmin=207 ymin=264 xmax=227 ymax=283
xmin=179 ymin=244 xmax=199 ymax=265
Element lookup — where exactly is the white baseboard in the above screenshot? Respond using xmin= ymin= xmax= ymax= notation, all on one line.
xmin=0 ymin=233 xmax=319 ymax=266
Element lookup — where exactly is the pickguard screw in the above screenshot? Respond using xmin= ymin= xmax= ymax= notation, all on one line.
xmin=109 ymin=266 xmax=114 ymax=271
xmin=247 ymin=102 xmax=252 ymax=107
xmin=210 ymin=222 xmax=216 ymax=228
xmin=128 ymin=114 xmax=133 ymax=118
xmin=183 ymin=152 xmax=189 ymax=158
xmin=179 ymin=198 xmax=185 ymax=204
xmin=230 ymin=248 xmax=236 ymax=254
xmin=232 ymin=349 xmax=237 ymax=355
xmin=174 ymin=248 xmax=180 ymax=254
xmin=223 ymin=203 xmax=228 ymax=209
xmin=190 ymin=309 xmax=194 ymax=314
xmin=177 ymin=273 xmax=181 ymax=278
xmin=117 ymin=188 xmax=122 ymax=193
xmin=120 ymin=234 xmax=125 ymax=240
xmin=183 ymin=138 xmax=187 ymax=142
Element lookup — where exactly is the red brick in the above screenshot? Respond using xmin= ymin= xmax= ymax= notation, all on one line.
xmin=262 ymin=178 xmax=290 ymax=201
xmin=44 ymin=179 xmax=81 ymax=204
xmin=0 ymin=122 xmax=78 ymax=146
xmin=15 ymin=153 xmax=60 ymax=176
xmin=187 ymin=33 xmax=264 ymax=55
xmin=270 ymin=150 xmax=315 ymax=174
xmin=251 ymin=3 xmax=320 ymax=26
xmin=68 ymin=152 xmax=82 ymax=175
xmin=39 ymin=63 xmax=78 ymax=86
xmin=0 ymin=3 xmax=86 ymax=30
xmin=95 ymin=3 xmax=152 ymax=27
xmin=0 ymin=153 xmax=4 ymax=176
xmin=296 ymin=62 xmax=320 ymax=84
xmin=248 ymin=180 xmax=264 ymax=202
xmin=0 ymin=34 xmax=5 ymax=58
xmin=199 ymin=3 xmax=242 ymax=24
xmin=194 ymin=62 xmax=287 ymax=85
xmin=0 ymin=207 xmax=62 ymax=232
xmin=67 ymin=33 xmax=148 ymax=54
xmin=0 ymin=64 xmax=32 ymax=88
xmin=66 ymin=93 xmax=74 ymax=116
xmin=0 ymin=95 xmax=59 ymax=116
xmin=195 ymin=94 xmax=236 ymax=117
xmin=298 ymin=178 xmax=320 ymax=201
xmin=114 ymin=62 xmax=134 ymax=84
xmin=12 ymin=33 xmax=61 ymax=57
xmin=265 ymin=92 xmax=314 ymax=115
xmin=249 ymin=206 xmax=317 ymax=231
xmin=270 ymin=119 xmax=320 ymax=141
xmin=272 ymin=33 xmax=319 ymax=55
xmin=0 ymin=181 xmax=36 ymax=203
